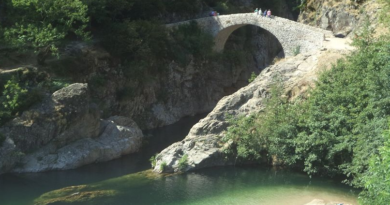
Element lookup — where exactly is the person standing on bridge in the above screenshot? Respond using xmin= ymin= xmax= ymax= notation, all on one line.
xmin=267 ymin=9 xmax=271 ymax=18
xmin=259 ymin=8 xmax=262 ymax=17
xmin=263 ymin=10 xmax=267 ymax=17
xmin=254 ymin=8 xmax=258 ymax=14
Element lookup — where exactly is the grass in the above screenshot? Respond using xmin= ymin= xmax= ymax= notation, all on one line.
xmin=160 ymin=161 xmax=167 ymax=172
xmin=178 ymin=154 xmax=188 ymax=171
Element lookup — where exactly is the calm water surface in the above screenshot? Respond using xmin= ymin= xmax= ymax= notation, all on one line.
xmin=0 ymin=115 xmax=357 ymax=205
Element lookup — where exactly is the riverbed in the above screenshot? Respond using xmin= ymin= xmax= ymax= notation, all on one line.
xmin=0 ymin=115 xmax=357 ymax=205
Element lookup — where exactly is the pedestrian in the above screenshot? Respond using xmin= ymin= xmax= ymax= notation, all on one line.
xmin=254 ymin=8 xmax=258 ymax=14
xmin=259 ymin=8 xmax=262 ymax=17
xmin=267 ymin=9 xmax=271 ymax=18
xmin=263 ymin=9 xmax=267 ymax=17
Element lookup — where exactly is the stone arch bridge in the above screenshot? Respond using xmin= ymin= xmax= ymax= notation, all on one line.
xmin=167 ymin=13 xmax=332 ymax=56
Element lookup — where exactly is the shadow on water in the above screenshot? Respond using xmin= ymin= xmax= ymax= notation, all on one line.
xmin=32 ymin=166 xmax=358 ymax=205
xmin=0 ymin=114 xmax=207 ymax=205
xmin=0 ymin=112 xmax=359 ymax=205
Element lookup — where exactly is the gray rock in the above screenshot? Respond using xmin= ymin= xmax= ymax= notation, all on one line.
xmin=0 ymin=83 xmax=143 ymax=174
xmin=0 ymin=83 xmax=98 ymax=173
xmin=154 ymin=49 xmax=343 ymax=173
xmin=14 ymin=116 xmax=143 ymax=172
xmin=298 ymin=0 xmax=382 ymax=38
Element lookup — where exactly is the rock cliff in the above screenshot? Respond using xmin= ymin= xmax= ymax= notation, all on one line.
xmin=153 ymin=38 xmax=353 ymax=173
xmin=298 ymin=0 xmax=383 ymax=37
xmin=0 ymin=84 xmax=143 ymax=174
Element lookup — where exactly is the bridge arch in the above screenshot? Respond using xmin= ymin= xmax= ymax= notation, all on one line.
xmin=213 ymin=24 xmax=284 ymax=57
xmin=168 ymin=13 xmax=329 ymax=56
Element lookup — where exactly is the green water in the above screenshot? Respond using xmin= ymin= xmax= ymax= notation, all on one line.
xmin=0 ymin=115 xmax=358 ymax=205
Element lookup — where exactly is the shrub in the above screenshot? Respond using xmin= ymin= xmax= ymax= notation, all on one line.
xmin=170 ymin=21 xmax=214 ymax=66
xmin=2 ymin=77 xmax=28 ymax=112
xmin=293 ymin=46 xmax=301 ymax=56
xmin=149 ymin=154 xmax=158 ymax=168
xmin=248 ymin=72 xmax=257 ymax=83
xmin=46 ymin=79 xmax=71 ymax=93
xmin=359 ymin=127 xmax=390 ymax=205
xmin=177 ymin=154 xmax=188 ymax=171
xmin=223 ymin=27 xmax=390 ymax=187
xmin=160 ymin=161 xmax=167 ymax=172
xmin=0 ymin=77 xmax=43 ymax=126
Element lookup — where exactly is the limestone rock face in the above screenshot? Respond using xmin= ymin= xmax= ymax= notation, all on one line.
xmin=0 ymin=84 xmax=143 ymax=174
xmin=13 ymin=116 xmax=143 ymax=172
xmin=298 ymin=0 xmax=382 ymax=37
xmin=154 ymin=47 xmax=350 ymax=173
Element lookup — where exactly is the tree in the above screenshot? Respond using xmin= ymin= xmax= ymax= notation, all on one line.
xmin=359 ymin=126 xmax=390 ymax=205
xmin=2 ymin=0 xmax=90 ymax=64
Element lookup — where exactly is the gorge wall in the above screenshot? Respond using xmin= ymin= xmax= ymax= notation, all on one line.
xmin=0 ymin=0 xmax=298 ymax=174
xmin=298 ymin=0 xmax=383 ymax=37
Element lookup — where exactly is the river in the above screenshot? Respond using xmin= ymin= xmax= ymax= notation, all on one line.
xmin=0 ymin=115 xmax=357 ymax=205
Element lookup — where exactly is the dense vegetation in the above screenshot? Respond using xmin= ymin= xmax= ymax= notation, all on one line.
xmin=1 ymin=0 xmax=387 ymax=204
xmin=1 ymin=0 xmax=269 ymax=126
xmin=224 ymin=20 xmax=390 ymax=205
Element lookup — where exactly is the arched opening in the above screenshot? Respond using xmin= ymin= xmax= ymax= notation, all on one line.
xmin=218 ymin=25 xmax=284 ymax=95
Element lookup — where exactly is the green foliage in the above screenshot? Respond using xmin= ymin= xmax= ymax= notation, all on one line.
xmin=215 ymin=2 xmax=229 ymax=13
xmin=46 ymin=79 xmax=71 ymax=93
xmin=177 ymin=154 xmax=188 ymax=171
xmin=359 ymin=126 xmax=390 ymax=205
xmin=248 ymin=72 xmax=257 ymax=83
xmin=379 ymin=0 xmax=390 ymax=27
xmin=293 ymin=46 xmax=301 ymax=56
xmin=2 ymin=0 xmax=90 ymax=62
xmin=170 ymin=21 xmax=214 ymax=66
xmin=160 ymin=161 xmax=167 ymax=172
xmin=223 ymin=114 xmax=262 ymax=161
xmin=223 ymin=21 xmax=390 ymax=188
xmin=294 ymin=0 xmax=307 ymax=11
xmin=149 ymin=154 xmax=158 ymax=168
xmin=297 ymin=28 xmax=390 ymax=181
xmin=2 ymin=77 xmax=27 ymax=112
xmin=102 ymin=20 xmax=170 ymax=78
xmin=224 ymin=77 xmax=301 ymax=165
xmin=0 ymin=77 xmax=43 ymax=125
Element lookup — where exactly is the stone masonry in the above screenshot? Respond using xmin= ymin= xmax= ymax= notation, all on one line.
xmin=168 ymin=13 xmax=332 ymax=56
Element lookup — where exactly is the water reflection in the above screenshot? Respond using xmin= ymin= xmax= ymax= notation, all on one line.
xmin=0 ymin=114 xmax=205 ymax=205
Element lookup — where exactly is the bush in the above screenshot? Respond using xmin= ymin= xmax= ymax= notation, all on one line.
xmin=2 ymin=77 xmax=28 ymax=112
xmin=359 ymin=127 xmax=390 ymax=205
xmin=170 ymin=21 xmax=214 ymax=66
xmin=149 ymin=154 xmax=158 ymax=168
xmin=177 ymin=154 xmax=188 ymax=171
xmin=46 ymin=79 xmax=71 ymax=93
xmin=223 ymin=77 xmax=300 ymax=164
xmin=293 ymin=46 xmax=300 ymax=56
xmin=223 ymin=25 xmax=390 ymax=186
xmin=0 ymin=77 xmax=43 ymax=126
xmin=248 ymin=72 xmax=257 ymax=83
xmin=160 ymin=161 xmax=167 ymax=172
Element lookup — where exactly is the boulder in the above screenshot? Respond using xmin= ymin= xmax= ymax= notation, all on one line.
xmin=0 ymin=83 xmax=143 ymax=173
xmin=13 ymin=116 xmax=143 ymax=172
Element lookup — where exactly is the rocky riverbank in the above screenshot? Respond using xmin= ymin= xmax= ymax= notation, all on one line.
xmin=153 ymin=37 xmax=353 ymax=173
xmin=0 ymin=83 xmax=143 ymax=173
